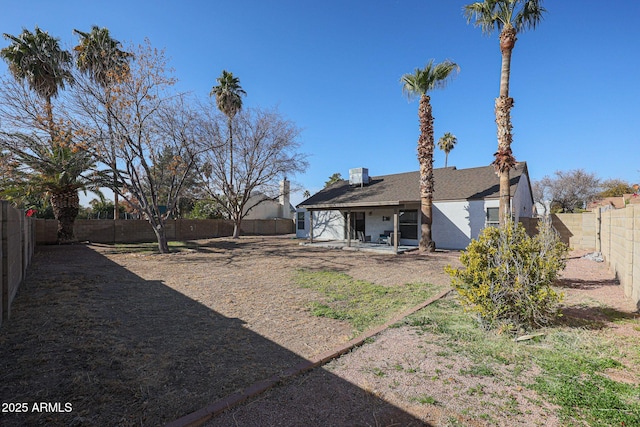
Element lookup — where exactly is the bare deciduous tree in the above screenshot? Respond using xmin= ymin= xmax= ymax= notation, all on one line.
xmin=72 ymin=40 xmax=201 ymax=253
xmin=198 ymin=105 xmax=307 ymax=238
xmin=536 ymin=169 xmax=600 ymax=213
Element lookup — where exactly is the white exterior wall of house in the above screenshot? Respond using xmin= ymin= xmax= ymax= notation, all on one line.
xmin=512 ymin=172 xmax=534 ymax=222
xmin=361 ymin=209 xmax=396 ymax=242
xmin=295 ymin=209 xmax=345 ymax=240
xmin=432 ymin=199 xmax=500 ymax=250
xmin=244 ymin=196 xmax=280 ymax=220
xmin=244 ymin=195 xmax=294 ymax=220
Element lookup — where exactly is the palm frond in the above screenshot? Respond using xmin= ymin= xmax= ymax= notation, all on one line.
xmin=401 ymin=59 xmax=459 ymax=99
xmin=210 ymin=70 xmax=246 ymax=119
xmin=464 ymin=0 xmax=546 ymax=35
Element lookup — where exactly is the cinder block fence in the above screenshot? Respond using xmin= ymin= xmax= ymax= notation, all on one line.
xmin=1 ymin=201 xmax=36 ymax=327
xmin=522 ymin=208 xmax=640 ymax=308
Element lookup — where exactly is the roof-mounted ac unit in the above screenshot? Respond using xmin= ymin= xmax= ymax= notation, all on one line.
xmin=349 ymin=168 xmax=369 ymax=186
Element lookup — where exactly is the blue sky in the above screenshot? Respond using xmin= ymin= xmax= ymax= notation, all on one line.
xmin=2 ymin=1 xmax=639 ymax=206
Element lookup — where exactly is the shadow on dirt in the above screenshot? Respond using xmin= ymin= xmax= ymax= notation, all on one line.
xmin=558 ymin=304 xmax=639 ymax=330
xmin=0 ymin=244 xmax=432 ymax=426
xmin=555 ymin=277 xmax=620 ymax=290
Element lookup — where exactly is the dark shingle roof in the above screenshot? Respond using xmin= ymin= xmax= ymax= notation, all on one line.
xmin=299 ymin=163 xmax=529 ymax=209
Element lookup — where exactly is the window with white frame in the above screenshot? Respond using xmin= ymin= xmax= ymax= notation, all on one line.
xmin=486 ymin=207 xmax=499 ymax=227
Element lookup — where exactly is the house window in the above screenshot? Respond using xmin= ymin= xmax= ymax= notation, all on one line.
xmin=297 ymin=211 xmax=305 ymax=230
xmin=399 ymin=210 xmax=418 ymax=240
xmin=486 ymin=207 xmax=499 ymax=227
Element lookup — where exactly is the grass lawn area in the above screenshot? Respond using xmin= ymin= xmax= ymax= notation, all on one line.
xmin=289 ymin=264 xmax=639 ymax=426
xmin=294 ymin=268 xmax=444 ymax=334
xmin=399 ymin=298 xmax=640 ymax=426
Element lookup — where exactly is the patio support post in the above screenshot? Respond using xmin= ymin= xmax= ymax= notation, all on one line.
xmin=347 ymin=210 xmax=351 ymax=247
xmin=309 ymin=210 xmax=314 ymax=243
xmin=393 ymin=208 xmax=399 ymax=254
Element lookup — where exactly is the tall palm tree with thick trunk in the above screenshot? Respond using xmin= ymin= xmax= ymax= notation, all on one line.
xmin=74 ymin=26 xmax=132 ymax=220
xmin=465 ymin=0 xmax=545 ymax=225
xmin=210 ymin=70 xmax=246 ymax=238
xmin=437 ymin=132 xmax=458 ymax=168
xmin=1 ymin=27 xmax=84 ymax=243
xmin=401 ymin=60 xmax=459 ymax=252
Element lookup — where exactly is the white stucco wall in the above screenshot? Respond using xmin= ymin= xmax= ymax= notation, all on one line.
xmin=512 ymin=172 xmax=534 ymax=222
xmin=244 ymin=197 xmax=280 ymax=220
xmin=359 ymin=209 xmax=395 ymax=242
xmin=296 ymin=209 xmax=345 ymax=240
xmin=432 ymin=199 xmax=500 ymax=250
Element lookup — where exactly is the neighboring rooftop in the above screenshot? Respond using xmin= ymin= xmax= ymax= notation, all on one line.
xmin=299 ymin=163 xmax=529 ymax=209
xmin=588 ymin=193 xmax=640 ymax=211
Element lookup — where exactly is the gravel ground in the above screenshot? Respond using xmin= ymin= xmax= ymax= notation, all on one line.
xmin=0 ymin=237 xmax=637 ymax=427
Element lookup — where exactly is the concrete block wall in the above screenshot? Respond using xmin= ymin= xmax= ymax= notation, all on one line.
xmin=1 ymin=201 xmax=36 ymax=327
xmin=552 ymin=207 xmax=639 ymax=308
xmin=606 ymin=209 xmax=628 ymax=284
xmin=552 ymin=213 xmax=596 ymax=250
xmin=634 ymin=209 xmax=640 ymax=303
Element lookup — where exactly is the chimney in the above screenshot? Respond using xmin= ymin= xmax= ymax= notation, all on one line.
xmin=279 ymin=178 xmax=290 ymax=218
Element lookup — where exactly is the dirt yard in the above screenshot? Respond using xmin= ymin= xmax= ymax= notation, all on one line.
xmin=0 ymin=236 xmax=637 ymax=426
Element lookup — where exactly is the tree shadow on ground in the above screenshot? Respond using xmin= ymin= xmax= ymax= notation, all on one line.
xmin=557 ymin=305 xmax=639 ymax=330
xmin=0 ymin=245 xmax=431 ymax=426
xmin=554 ymin=275 xmax=639 ymax=330
xmin=555 ymin=276 xmax=620 ymax=290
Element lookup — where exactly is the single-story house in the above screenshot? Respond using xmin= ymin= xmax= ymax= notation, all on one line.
xmin=296 ymin=163 xmax=534 ymax=250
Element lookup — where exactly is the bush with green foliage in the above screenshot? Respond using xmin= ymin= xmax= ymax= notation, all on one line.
xmin=187 ymin=199 xmax=225 ymax=219
xmin=446 ymin=219 xmax=568 ymax=331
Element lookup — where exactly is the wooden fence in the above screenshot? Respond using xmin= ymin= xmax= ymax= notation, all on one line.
xmin=1 ymin=201 xmax=36 ymax=327
xmin=35 ymin=218 xmax=295 ymax=245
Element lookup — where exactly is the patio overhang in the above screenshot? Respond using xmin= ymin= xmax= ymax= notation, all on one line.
xmin=301 ymin=200 xmax=416 ymax=210
xmin=302 ymin=204 xmax=417 ymax=254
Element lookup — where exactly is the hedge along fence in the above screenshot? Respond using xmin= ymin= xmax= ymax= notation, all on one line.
xmin=35 ymin=218 xmax=295 ymax=245
xmin=1 ymin=201 xmax=36 ymax=327
xmin=522 ymin=208 xmax=640 ymax=308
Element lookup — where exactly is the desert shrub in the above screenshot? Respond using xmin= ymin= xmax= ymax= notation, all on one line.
xmin=445 ymin=218 xmax=568 ymax=331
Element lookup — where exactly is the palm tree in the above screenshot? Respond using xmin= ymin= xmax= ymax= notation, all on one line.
xmin=210 ymin=70 xmax=246 ymax=238
xmin=437 ymin=132 xmax=458 ymax=168
xmin=74 ymin=26 xmax=132 ymax=220
xmin=4 ymin=133 xmax=99 ymax=241
xmin=464 ymin=0 xmax=546 ymax=225
xmin=1 ymin=27 xmax=74 ymax=135
xmin=401 ymin=59 xmax=459 ymax=252
xmin=0 ymin=27 xmax=87 ymax=243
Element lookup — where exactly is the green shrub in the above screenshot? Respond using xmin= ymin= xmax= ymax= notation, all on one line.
xmin=445 ymin=218 xmax=568 ymax=331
